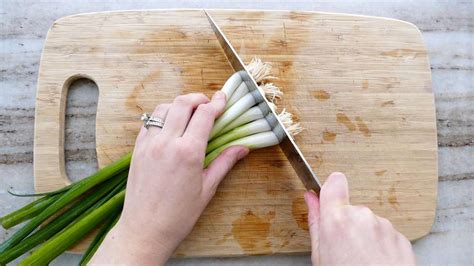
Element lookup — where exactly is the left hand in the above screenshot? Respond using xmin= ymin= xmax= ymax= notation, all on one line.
xmin=90 ymin=92 xmax=249 ymax=265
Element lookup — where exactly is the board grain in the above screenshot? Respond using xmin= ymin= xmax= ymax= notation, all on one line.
xmin=33 ymin=9 xmax=437 ymax=256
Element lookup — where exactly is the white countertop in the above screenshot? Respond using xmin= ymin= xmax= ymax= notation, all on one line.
xmin=0 ymin=0 xmax=472 ymax=265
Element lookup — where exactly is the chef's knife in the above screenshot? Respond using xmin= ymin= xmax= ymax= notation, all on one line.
xmin=204 ymin=10 xmax=321 ymax=194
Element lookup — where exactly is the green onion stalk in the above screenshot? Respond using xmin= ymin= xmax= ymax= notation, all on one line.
xmin=0 ymin=153 xmax=131 ymax=254
xmin=0 ymin=174 xmax=127 ymax=265
xmin=79 ymin=212 xmax=121 ymax=266
xmin=0 ymin=194 xmax=60 ymax=229
xmin=19 ymin=191 xmax=126 ymax=265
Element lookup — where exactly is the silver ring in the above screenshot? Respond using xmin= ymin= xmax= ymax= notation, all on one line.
xmin=141 ymin=113 xmax=165 ymax=129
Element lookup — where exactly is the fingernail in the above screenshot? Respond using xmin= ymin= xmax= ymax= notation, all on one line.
xmin=329 ymin=172 xmax=345 ymax=180
xmin=237 ymin=147 xmax=249 ymax=160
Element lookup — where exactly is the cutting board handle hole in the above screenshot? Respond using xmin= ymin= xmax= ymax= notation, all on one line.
xmin=64 ymin=77 xmax=99 ymax=183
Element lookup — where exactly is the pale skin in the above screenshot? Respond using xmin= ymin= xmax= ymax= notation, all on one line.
xmin=91 ymin=93 xmax=416 ymax=265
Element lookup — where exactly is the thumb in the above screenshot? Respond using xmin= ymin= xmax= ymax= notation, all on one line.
xmin=320 ymin=172 xmax=350 ymax=213
xmin=304 ymin=191 xmax=320 ymax=266
xmin=203 ymin=146 xmax=249 ymax=196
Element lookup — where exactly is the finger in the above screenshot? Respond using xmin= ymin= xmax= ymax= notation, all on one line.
xmin=161 ymin=93 xmax=210 ymax=138
xmin=135 ymin=124 xmax=148 ymax=144
xmin=146 ymin=104 xmax=171 ymax=136
xmin=202 ymin=146 xmax=248 ymax=198
xmin=320 ymin=172 xmax=350 ymax=213
xmin=184 ymin=91 xmax=226 ymax=145
xmin=304 ymin=191 xmax=320 ymax=266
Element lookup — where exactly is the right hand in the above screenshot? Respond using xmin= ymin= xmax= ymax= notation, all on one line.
xmin=304 ymin=172 xmax=416 ymax=265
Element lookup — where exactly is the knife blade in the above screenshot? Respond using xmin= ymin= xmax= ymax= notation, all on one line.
xmin=204 ymin=10 xmax=321 ymax=194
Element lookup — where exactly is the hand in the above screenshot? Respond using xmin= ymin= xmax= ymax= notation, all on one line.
xmin=304 ymin=172 xmax=416 ymax=266
xmin=90 ymin=92 xmax=249 ymax=265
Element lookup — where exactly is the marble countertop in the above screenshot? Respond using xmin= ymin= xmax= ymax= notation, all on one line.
xmin=1 ymin=0 xmax=472 ymax=265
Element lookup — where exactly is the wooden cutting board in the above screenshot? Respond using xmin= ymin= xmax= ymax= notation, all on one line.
xmin=33 ymin=9 xmax=437 ymax=256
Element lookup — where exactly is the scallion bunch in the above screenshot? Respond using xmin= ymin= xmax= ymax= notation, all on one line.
xmin=0 ymin=57 xmax=302 ymax=265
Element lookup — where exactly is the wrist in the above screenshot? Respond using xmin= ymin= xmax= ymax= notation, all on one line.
xmin=110 ymin=217 xmax=176 ymax=264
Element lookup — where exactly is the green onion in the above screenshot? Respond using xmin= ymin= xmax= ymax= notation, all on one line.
xmin=19 ymin=190 xmax=126 ymax=265
xmin=206 ymin=117 xmax=272 ymax=154
xmin=79 ymin=211 xmax=121 ymax=266
xmin=1 ymin=194 xmax=59 ymax=229
xmin=205 ymin=131 xmax=280 ymax=167
xmin=221 ymin=72 xmax=242 ymax=99
xmin=7 ymin=182 xmax=73 ymax=198
xmin=217 ymin=102 xmax=273 ymax=137
xmin=0 ymin=153 xmax=131 ymax=253
xmin=225 ymin=82 xmax=247 ymax=109
xmin=0 ymin=174 xmax=126 ymax=264
xmin=209 ymin=92 xmax=262 ymax=139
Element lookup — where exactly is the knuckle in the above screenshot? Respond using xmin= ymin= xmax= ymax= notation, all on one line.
xmin=359 ymin=205 xmax=372 ymax=213
xmin=341 ymin=206 xmax=373 ymax=225
xmin=359 ymin=207 xmax=376 ymax=223
xmin=180 ymin=137 xmax=199 ymax=148
xmin=354 ymin=205 xmax=373 ymax=218
xmin=222 ymin=148 xmax=239 ymax=164
xmin=176 ymin=141 xmax=193 ymax=155
xmin=148 ymin=142 xmax=166 ymax=160
xmin=176 ymin=139 xmax=203 ymax=162
xmin=329 ymin=209 xmax=347 ymax=227
xmin=213 ymin=148 xmax=238 ymax=167
xmin=378 ymin=217 xmax=393 ymax=229
xmin=153 ymin=104 xmax=164 ymax=113
xmin=174 ymin=93 xmax=208 ymax=107
xmin=194 ymin=92 xmax=208 ymax=100
xmin=197 ymin=104 xmax=215 ymax=117
xmin=174 ymin=95 xmax=190 ymax=105
xmin=153 ymin=103 xmax=169 ymax=115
